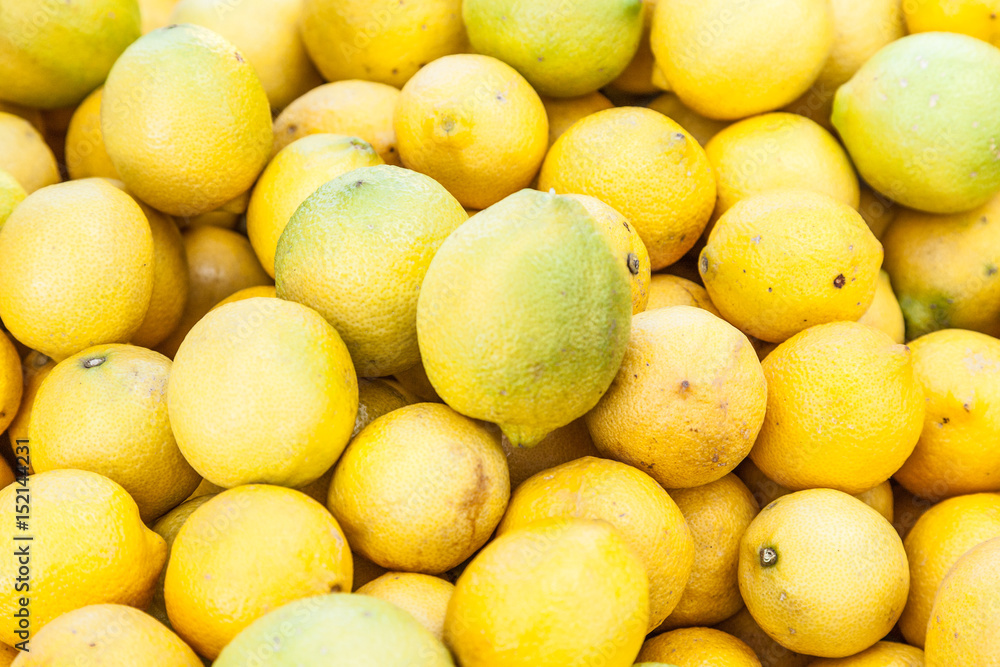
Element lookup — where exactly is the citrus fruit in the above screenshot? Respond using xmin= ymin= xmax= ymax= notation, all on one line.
xmin=497 ymin=456 xmax=695 ymax=630
xmin=646 ymin=275 xmax=720 ymax=315
xmin=0 ymin=169 xmax=25 ymax=226
xmin=586 ymin=306 xmax=766 ymax=489
xmin=328 ymin=403 xmax=509 ymax=573
xmin=0 ymin=0 xmax=140 ymax=109
xmin=647 ymin=93 xmax=730 ymax=146
xmin=417 ymin=189 xmax=631 ymax=447
xmin=247 ymin=134 xmax=383 ymax=277
xmin=0 ymin=469 xmax=166 ymax=646
xmin=356 ymin=573 xmax=455 ymax=640
xmin=276 ymin=164 xmax=467 ymax=377
xmin=857 ymin=270 xmax=906 ymax=344
xmin=539 ymin=106 xmax=716 ymax=270
xmin=700 ymin=189 xmax=882 ymax=343
xmin=892 ymin=483 xmax=933 ymax=542
xmin=0 ymin=179 xmax=153 ymax=360
xmin=610 ymin=0 xmax=658 ymax=95
xmin=129 ymin=202 xmax=188 ymax=349
xmin=832 ymin=32 xmax=1000 ymax=214
xmin=445 ymin=518 xmax=649 ymax=667
xmin=905 ymin=0 xmax=1000 ymax=47
xmin=168 ymin=297 xmax=357 ymax=489
xmin=858 ymin=185 xmax=898 ymax=240
xmin=351 ymin=377 xmax=414 ymax=438
xmin=6 ymin=351 xmax=54 ymax=458
xmin=0 ymin=330 xmax=22 ymax=436
xmin=164 ymin=485 xmax=353 ymax=659
xmin=393 ymin=359 xmax=442 ymax=402
xmin=210 ymin=285 xmax=277 ymax=311
xmin=0 ymin=112 xmax=59 ymax=194
xmin=139 ymin=0 xmax=178 ymax=33
xmin=805 ymin=641 xmax=924 ymax=666
xmin=715 ymin=607 xmax=811 ymax=667
xmin=214 ymin=593 xmax=455 ymax=666
xmin=637 ymin=627 xmax=762 ymax=667
xmin=649 ymin=0 xmax=834 ymax=120
xmin=395 ymin=54 xmax=548 ymax=210
xmin=541 ymin=92 xmax=614 ymax=146
xmin=65 ymin=87 xmax=119 ymax=180
xmin=463 ymin=0 xmax=644 ymax=97
xmin=102 ymin=23 xmax=272 ymax=216
xmin=501 ymin=419 xmax=601 ymax=490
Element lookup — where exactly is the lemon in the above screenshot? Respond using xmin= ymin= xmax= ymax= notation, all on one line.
xmin=328 ymin=403 xmax=509 ymax=573
xmin=541 ymin=92 xmax=614 ymax=146
xmin=445 ymin=518 xmax=649 ymax=667
xmin=65 ymin=88 xmax=119 ymax=180
xmin=882 ymin=193 xmax=1000 ymax=339
xmin=139 ymin=0 xmax=179 ymax=33
xmin=102 ymin=24 xmax=272 ymax=217
xmin=0 ymin=330 xmax=22 ymax=436
xmin=646 ymin=274 xmax=720 ymax=315
xmin=356 ymin=573 xmax=455 ymax=640
xmin=700 ymin=189 xmax=882 ymax=343
xmin=0 ymin=179 xmax=153 ymax=361
xmin=248 ymin=134 xmax=383 ymax=277
xmin=301 ymin=0 xmax=466 ymax=88
xmin=833 ymin=32 xmax=1000 ymax=214
xmin=0 ymin=113 xmax=59 ymax=194
xmin=716 ymin=607 xmax=812 ymax=667
xmin=751 ymin=321 xmax=924 ymax=494
xmin=647 ymin=93 xmax=730 ymax=146
xmin=0 ymin=0 xmax=140 ymax=109
xmin=129 ymin=202 xmax=189 ymax=349
xmin=11 ymin=604 xmax=201 ymax=666
xmin=539 ymin=107 xmax=716 ymax=270
xmin=858 ymin=184 xmax=899 ymax=240
xmin=6 ymin=351 xmax=54 ymax=457
xmin=0 ymin=470 xmax=166 ymax=646
xmin=650 ymin=0 xmax=834 ymax=120
xmin=805 ymin=641 xmax=924 ymax=666
xmin=638 ymin=628 xmax=762 ymax=667
xmin=610 ymin=0 xmax=658 ymax=95
xmin=857 ymin=270 xmax=906 ymax=344
xmin=395 ymin=55 xmax=548 ymax=210
xmin=739 ymin=489 xmax=909 ymax=658
xmin=168 ymin=297 xmax=358 ymax=489
xmin=501 ymin=419 xmax=601 ymax=490
xmin=272 ymin=81 xmax=401 ymax=164
xmin=170 ymin=0 xmax=322 ymax=109
xmin=147 ymin=494 xmax=215 ymax=628
xmin=0 ymin=642 xmax=14 ymax=665
xmin=210 ymin=285 xmax=277 ymax=311
xmin=894 ymin=330 xmax=1000 ymax=499
xmin=165 ymin=485 xmax=353 ymax=659
xmin=276 ymin=165 xmax=468 ymax=377
xmin=0 ymin=170 xmax=25 ymax=226
xmin=905 ymin=0 xmax=1000 ymax=47
xmin=393 ymin=359 xmax=442 ymax=402
xmin=215 ymin=593 xmax=454 ymax=666
xmin=417 ymin=189 xmax=631 ymax=447
xmin=586 ymin=306 xmax=766 ymax=489
xmin=463 ymin=0 xmax=644 ymax=97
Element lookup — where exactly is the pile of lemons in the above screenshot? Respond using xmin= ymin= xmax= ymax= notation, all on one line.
xmin=0 ymin=0 xmax=999 ymax=665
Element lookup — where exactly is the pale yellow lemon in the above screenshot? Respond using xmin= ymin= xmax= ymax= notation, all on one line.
xmin=857 ymin=271 xmax=906 ymax=344
xmin=65 ymin=87 xmax=119 ymax=180
xmin=0 ymin=112 xmax=60 ymax=194
xmin=541 ymin=92 xmax=614 ymax=146
xmin=356 ymin=573 xmax=455 ymax=641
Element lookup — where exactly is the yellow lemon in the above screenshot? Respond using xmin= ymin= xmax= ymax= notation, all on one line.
xmin=276 ymin=165 xmax=468 ymax=377
xmin=65 ymin=87 xmax=119 ymax=180
xmin=857 ymin=271 xmax=906 ymax=344
xmin=0 ymin=179 xmax=153 ymax=360
xmin=445 ymin=518 xmax=649 ymax=667
xmin=0 ymin=113 xmax=59 ymax=194
xmin=210 ymin=285 xmax=277 ymax=310
xmin=894 ymin=329 xmax=1000 ymax=499
xmin=328 ymin=403 xmax=508 ymax=573
xmin=650 ymin=0 xmax=834 ymax=120
xmin=541 ymin=92 xmax=614 ymax=146
xmin=892 ymin=483 xmax=934 ymax=542
xmin=395 ymin=54 xmax=548 ymax=210
xmin=11 ymin=604 xmax=200 ymax=666
xmin=539 ymin=106 xmax=716 ymax=270
xmin=168 ymin=298 xmax=357 ymax=488
xmin=586 ymin=306 xmax=766 ymax=489
xmin=715 ymin=608 xmax=811 ymax=667
xmin=129 ymin=203 xmax=188 ymax=349
xmin=498 ymin=456 xmax=695 ymax=631
xmin=356 ymin=573 xmax=455 ymax=640
xmin=751 ymin=322 xmax=924 ymax=494
xmin=248 ymin=134 xmax=383 ymax=276
xmin=165 ymin=485 xmax=352 ymax=659
xmin=646 ymin=274 xmax=720 ymax=315
xmin=0 ymin=102 xmax=44 ymax=134
xmin=905 ymin=0 xmax=1000 ymax=46
xmin=638 ymin=627 xmax=762 ymax=667
xmin=301 ymin=0 xmax=466 ymax=88
xmin=139 ymin=0 xmax=179 ymax=33
xmin=351 ymin=377 xmax=414 ymax=436
xmin=102 ymin=24 xmax=272 ymax=216
xmin=739 ymin=489 xmax=909 ymax=658
xmin=170 ymin=0 xmax=322 ymax=109
xmin=647 ymin=93 xmax=730 ymax=146
xmin=700 ymin=189 xmax=882 ymax=343
xmin=0 ymin=330 xmax=22 ymax=436
xmin=610 ymin=0 xmax=658 ymax=95
xmin=858 ymin=184 xmax=899 ymax=240
xmin=6 ymin=351 xmax=54 ymax=460
xmin=806 ymin=642 xmax=924 ymax=667
xmin=0 ymin=470 xmax=166 ymax=646
xmin=0 ymin=169 xmax=25 ymax=226
xmin=501 ymin=419 xmax=601 ymax=490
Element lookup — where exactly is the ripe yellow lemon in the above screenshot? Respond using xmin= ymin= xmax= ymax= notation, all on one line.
xmin=659 ymin=474 xmax=759 ymax=629
xmin=129 ymin=202 xmax=188 ymax=349
xmin=11 ymin=604 xmax=201 ymax=666
xmin=147 ymin=494 xmax=215 ymax=628
xmin=0 ymin=169 xmax=25 ymax=226
xmin=248 ymin=134 xmax=383 ymax=277
xmin=857 ymin=271 xmax=906 ymax=344
xmin=498 ymin=456 xmax=695 ymax=631
xmin=0 ymin=470 xmax=166 ymax=646
xmin=210 ymin=285 xmax=277 ymax=311
xmin=356 ymin=573 xmax=455 ymax=640
xmin=417 ymin=189 xmax=631 ymax=447
xmin=395 ymin=54 xmax=548 ymax=210
xmin=647 ymin=92 xmax=730 ymax=146
xmin=164 ymin=485 xmax=353 ymax=660
xmin=214 ymin=593 xmax=455 ymax=666
xmin=0 ymin=179 xmax=153 ymax=361
xmin=650 ymin=0 xmax=834 ymax=120
xmin=898 ymin=493 xmax=1000 ymax=647
xmin=715 ymin=607 xmax=812 ymax=667
xmin=0 ymin=112 xmax=59 ymax=194
xmin=700 ymin=189 xmax=882 ymax=343
xmin=170 ymin=0 xmax=322 ymax=109
xmin=905 ymin=0 xmax=1000 ymax=46
xmin=276 ymin=165 xmax=468 ymax=377
xmin=0 ymin=330 xmax=22 ymax=436
xmin=539 ymin=106 xmax=716 ymax=270
xmin=739 ymin=489 xmax=909 ymax=658
xmin=301 ymin=0 xmax=466 ymax=88
xmin=638 ymin=627 xmax=762 ymax=667
xmin=646 ymin=274 xmax=720 ymax=315
xmin=445 ymin=518 xmax=649 ymax=667
xmin=6 ymin=351 xmax=54 ymax=457
xmin=751 ymin=322 xmax=924 ymax=494
xmin=168 ymin=297 xmax=357 ymax=489
xmin=272 ymin=81 xmax=401 ymax=163
xmin=139 ymin=0 xmax=179 ymax=33
xmin=541 ymin=92 xmax=614 ymax=146
xmin=586 ymin=306 xmax=766 ymax=489
xmin=924 ymin=535 xmax=1000 ymax=666
xmin=805 ymin=641 xmax=924 ymax=667
xmin=31 ymin=344 xmax=199 ymax=523
xmin=65 ymin=87 xmax=119 ymax=180
xmin=328 ymin=403 xmax=509 ymax=573
xmin=102 ymin=24 xmax=272 ymax=216
xmin=501 ymin=419 xmax=601 ymax=490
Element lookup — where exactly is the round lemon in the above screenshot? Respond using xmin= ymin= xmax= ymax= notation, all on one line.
xmin=65 ymin=87 xmax=119 ymax=180
xmin=0 ymin=112 xmax=59 ymax=194
xmin=805 ymin=641 xmax=924 ymax=666
xmin=147 ymin=494 xmax=215 ymax=628
xmin=356 ymin=573 xmax=455 ymax=641
xmin=646 ymin=274 xmax=720 ymax=315
xmin=857 ymin=270 xmax=906 ymax=344
xmin=0 ymin=169 xmax=25 ymax=226
xmin=129 ymin=202 xmax=188 ymax=349
xmin=647 ymin=92 xmax=730 ymax=146
xmin=0 ymin=330 xmax=22 ymax=436
xmin=541 ymin=92 xmax=614 ymax=146
xmin=638 ymin=627 xmax=762 ymax=667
